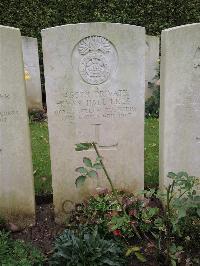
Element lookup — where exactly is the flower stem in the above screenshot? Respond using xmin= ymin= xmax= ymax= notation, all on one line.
xmin=92 ymin=142 xmax=141 ymax=239
xmin=92 ymin=142 xmax=123 ymax=211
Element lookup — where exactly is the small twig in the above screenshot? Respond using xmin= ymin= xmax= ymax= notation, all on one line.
xmin=178 ymin=189 xmax=189 ymax=200
xmin=168 ymin=180 xmax=175 ymax=203
xmin=131 ymin=221 xmax=142 ymax=239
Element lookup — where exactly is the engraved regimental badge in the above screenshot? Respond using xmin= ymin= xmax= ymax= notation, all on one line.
xmin=77 ymin=36 xmax=117 ymax=85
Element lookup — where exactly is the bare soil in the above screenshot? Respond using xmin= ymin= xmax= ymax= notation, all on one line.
xmin=12 ymin=198 xmax=65 ymax=255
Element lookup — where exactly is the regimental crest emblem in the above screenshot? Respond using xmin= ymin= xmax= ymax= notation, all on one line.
xmin=77 ymin=36 xmax=114 ymax=85
xmin=78 ymin=36 xmax=111 ymax=55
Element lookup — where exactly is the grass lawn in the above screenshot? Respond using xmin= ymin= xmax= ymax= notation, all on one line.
xmin=144 ymin=118 xmax=159 ymax=187
xmin=30 ymin=117 xmax=159 ymax=194
xmin=30 ymin=121 xmax=51 ymax=194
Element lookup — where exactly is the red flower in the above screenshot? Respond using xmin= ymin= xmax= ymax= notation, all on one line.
xmin=113 ymin=229 xmax=122 ymax=236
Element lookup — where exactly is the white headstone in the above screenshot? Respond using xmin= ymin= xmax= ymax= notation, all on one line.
xmin=145 ymin=35 xmax=160 ymax=99
xmin=22 ymin=36 xmax=43 ymax=111
xmin=42 ymin=23 xmax=145 ymax=223
xmin=0 ymin=26 xmax=35 ymax=227
xmin=160 ymin=23 xmax=200 ymax=188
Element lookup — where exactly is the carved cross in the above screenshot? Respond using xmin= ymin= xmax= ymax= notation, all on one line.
xmin=92 ymin=124 xmax=118 ymax=150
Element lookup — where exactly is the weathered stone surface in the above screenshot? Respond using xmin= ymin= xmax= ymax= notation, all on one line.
xmin=0 ymin=26 xmax=35 ymax=227
xmin=22 ymin=36 xmax=43 ymax=111
xmin=145 ymin=35 xmax=160 ymax=99
xmin=42 ymin=23 xmax=145 ymax=223
xmin=160 ymin=23 xmax=200 ymax=188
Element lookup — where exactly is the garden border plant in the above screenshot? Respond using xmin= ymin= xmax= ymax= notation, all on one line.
xmin=50 ymin=225 xmax=126 ymax=266
xmin=152 ymin=171 xmax=200 ymax=265
xmin=0 ymin=230 xmax=44 ymax=265
xmin=72 ymin=142 xmax=200 ymax=265
xmin=75 ymin=142 xmax=141 ymax=239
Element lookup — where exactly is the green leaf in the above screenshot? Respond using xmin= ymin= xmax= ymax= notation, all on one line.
xmin=135 ymin=251 xmax=147 ymax=262
xmin=125 ymin=246 xmax=140 ymax=256
xmin=177 ymin=246 xmax=183 ymax=252
xmin=75 ymin=143 xmax=92 ymax=151
xmin=75 ymin=167 xmax=87 ymax=174
xmin=88 ymin=170 xmax=98 ymax=178
xmin=177 ymin=208 xmax=186 ymax=219
xmin=103 ymin=259 xmax=117 ymax=265
xmin=75 ymin=175 xmax=87 ymax=187
xmin=169 ymin=243 xmax=177 ymax=253
xmin=197 ymin=208 xmax=200 ymax=217
xmin=83 ymin=157 xmax=92 ymax=167
xmin=154 ymin=217 xmax=165 ymax=231
xmin=146 ymin=207 xmax=159 ymax=218
xmin=111 ymin=216 xmax=128 ymax=230
xmin=167 ymin=172 xmax=176 ymax=179
xmin=93 ymin=163 xmax=102 ymax=169
xmin=177 ymin=171 xmax=188 ymax=179
xmin=194 ymin=195 xmax=200 ymax=202
xmin=171 ymin=259 xmax=177 ymax=266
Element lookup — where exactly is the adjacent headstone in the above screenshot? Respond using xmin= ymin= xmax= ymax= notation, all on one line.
xmin=42 ymin=23 xmax=145 ymax=223
xmin=160 ymin=23 xmax=200 ymax=188
xmin=145 ymin=35 xmax=160 ymax=99
xmin=0 ymin=26 xmax=35 ymax=227
xmin=22 ymin=36 xmax=43 ymax=111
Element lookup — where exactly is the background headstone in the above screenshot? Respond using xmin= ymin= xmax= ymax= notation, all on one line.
xmin=42 ymin=23 xmax=145 ymax=223
xmin=160 ymin=23 xmax=200 ymax=188
xmin=22 ymin=36 xmax=43 ymax=111
xmin=145 ymin=35 xmax=160 ymax=99
xmin=0 ymin=26 xmax=35 ymax=227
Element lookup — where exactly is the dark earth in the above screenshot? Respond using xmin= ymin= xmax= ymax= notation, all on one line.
xmin=12 ymin=196 xmax=65 ymax=256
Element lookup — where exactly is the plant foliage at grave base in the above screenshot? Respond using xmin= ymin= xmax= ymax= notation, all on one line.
xmin=50 ymin=226 xmax=126 ymax=266
xmin=74 ymin=142 xmax=160 ymax=241
xmin=0 ymin=231 xmax=44 ymax=266
xmin=67 ymin=182 xmax=199 ymax=265
xmin=154 ymin=171 xmax=200 ymax=265
xmin=69 ymin=190 xmax=160 ymax=241
xmin=72 ymin=143 xmax=200 ymax=265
